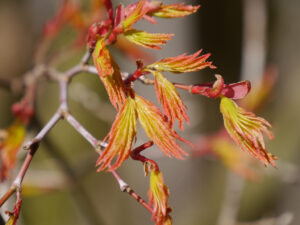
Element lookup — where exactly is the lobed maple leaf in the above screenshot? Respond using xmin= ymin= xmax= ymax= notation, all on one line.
xmin=135 ymin=95 xmax=188 ymax=159
xmin=148 ymin=170 xmax=171 ymax=225
xmin=0 ymin=120 xmax=26 ymax=181
xmin=150 ymin=70 xmax=189 ymax=130
xmin=92 ymin=39 xmax=126 ymax=109
xmin=150 ymin=3 xmax=200 ymax=18
xmin=96 ymin=95 xmax=137 ymax=171
xmin=124 ymin=29 xmax=173 ymax=49
xmin=220 ymin=97 xmax=276 ymax=167
xmin=145 ymin=50 xmax=214 ymax=73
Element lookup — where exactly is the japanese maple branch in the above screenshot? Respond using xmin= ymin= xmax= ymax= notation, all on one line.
xmin=0 ymin=50 xmax=152 ymax=215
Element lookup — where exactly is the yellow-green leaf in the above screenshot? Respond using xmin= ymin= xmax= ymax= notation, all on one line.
xmin=97 ymin=95 xmax=137 ymax=171
xmin=124 ymin=29 xmax=173 ymax=49
xmin=145 ymin=50 xmax=214 ymax=73
xmin=136 ymin=95 xmax=188 ymax=159
xmin=151 ymin=3 xmax=200 ymax=18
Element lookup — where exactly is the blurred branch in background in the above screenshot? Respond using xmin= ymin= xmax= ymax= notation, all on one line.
xmin=241 ymin=0 xmax=267 ymax=82
xmin=236 ymin=212 xmax=293 ymax=225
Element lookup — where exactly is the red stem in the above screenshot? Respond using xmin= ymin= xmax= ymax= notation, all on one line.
xmin=130 ymin=141 xmax=159 ymax=172
xmin=0 ymin=147 xmax=37 ymax=207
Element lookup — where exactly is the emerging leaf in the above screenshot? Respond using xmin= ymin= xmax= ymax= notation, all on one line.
xmin=151 ymin=70 xmax=189 ymax=130
xmin=97 ymin=96 xmax=137 ymax=171
xmin=190 ymin=75 xmax=251 ymax=99
xmin=92 ymin=39 xmax=126 ymax=109
xmin=145 ymin=50 xmax=214 ymax=73
xmin=148 ymin=170 xmax=171 ymax=225
xmin=122 ymin=0 xmax=147 ymax=32
xmin=124 ymin=29 xmax=173 ymax=49
xmin=220 ymin=97 xmax=276 ymax=166
xmin=150 ymin=3 xmax=200 ymax=18
xmin=93 ymin=38 xmax=114 ymax=77
xmin=0 ymin=120 xmax=26 ymax=181
xmin=136 ymin=95 xmax=188 ymax=159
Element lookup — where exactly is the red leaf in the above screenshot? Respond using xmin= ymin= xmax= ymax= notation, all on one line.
xmin=92 ymin=39 xmax=126 ymax=109
xmin=191 ymin=76 xmax=251 ymax=99
xmin=222 ymin=80 xmax=251 ymax=99
xmin=152 ymin=71 xmax=189 ymax=130
xmin=146 ymin=50 xmax=215 ymax=73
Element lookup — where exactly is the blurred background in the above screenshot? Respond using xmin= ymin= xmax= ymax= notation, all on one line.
xmin=0 ymin=0 xmax=299 ymax=225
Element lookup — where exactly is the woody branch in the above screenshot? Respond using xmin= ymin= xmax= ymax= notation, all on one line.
xmin=0 ymin=50 xmax=152 ymax=214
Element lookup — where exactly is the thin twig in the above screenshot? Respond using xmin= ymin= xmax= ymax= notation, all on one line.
xmin=0 ymin=112 xmax=61 ymax=207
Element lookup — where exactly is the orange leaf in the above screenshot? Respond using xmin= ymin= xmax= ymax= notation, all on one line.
xmin=92 ymin=39 xmax=126 ymax=110
xmin=122 ymin=0 xmax=147 ymax=32
xmin=136 ymin=95 xmax=188 ymax=159
xmin=145 ymin=50 xmax=215 ymax=73
xmin=151 ymin=70 xmax=189 ymax=130
xmin=96 ymin=95 xmax=137 ymax=171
